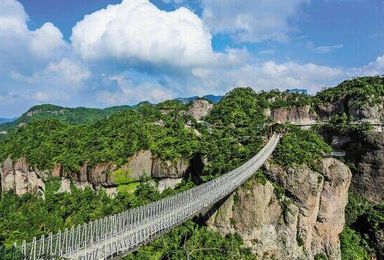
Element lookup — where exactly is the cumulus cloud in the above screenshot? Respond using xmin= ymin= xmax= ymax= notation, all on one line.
xmin=0 ymin=0 xmax=68 ymax=75
xmin=71 ymin=0 xmax=215 ymax=67
xmin=201 ymin=0 xmax=309 ymax=42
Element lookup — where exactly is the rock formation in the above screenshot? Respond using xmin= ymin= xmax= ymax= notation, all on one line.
xmin=1 ymin=150 xmax=193 ymax=196
xmin=271 ymin=105 xmax=317 ymax=125
xmin=0 ymin=157 xmax=45 ymax=197
xmin=186 ymin=99 xmax=213 ymax=120
xmin=208 ymin=158 xmax=351 ymax=259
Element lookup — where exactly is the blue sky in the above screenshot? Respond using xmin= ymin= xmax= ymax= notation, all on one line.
xmin=0 ymin=0 xmax=383 ymax=117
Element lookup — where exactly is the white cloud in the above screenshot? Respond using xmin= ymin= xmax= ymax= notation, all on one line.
xmin=0 ymin=0 xmax=27 ymax=32
xmin=44 ymin=58 xmax=90 ymax=87
xmin=191 ymin=60 xmax=346 ymax=95
xmin=352 ymin=54 xmax=384 ymax=76
xmin=0 ymin=0 xmax=68 ymax=73
xmin=29 ymin=22 xmax=67 ymax=59
xmin=71 ymin=0 xmax=215 ymax=67
xmin=305 ymin=41 xmax=344 ymax=54
xmin=201 ymin=0 xmax=309 ymax=42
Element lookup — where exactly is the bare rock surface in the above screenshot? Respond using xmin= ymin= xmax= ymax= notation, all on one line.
xmin=122 ymin=150 xmax=152 ymax=180
xmin=186 ymin=99 xmax=213 ymax=120
xmin=58 ymin=178 xmax=71 ymax=193
xmin=271 ymin=105 xmax=316 ymax=124
xmin=0 ymin=157 xmax=45 ymax=196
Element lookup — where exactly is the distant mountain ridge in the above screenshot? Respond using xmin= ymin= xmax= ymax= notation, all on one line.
xmin=176 ymin=94 xmax=223 ymax=104
xmin=0 ymin=95 xmax=223 ymax=132
xmin=0 ymin=118 xmax=15 ymax=124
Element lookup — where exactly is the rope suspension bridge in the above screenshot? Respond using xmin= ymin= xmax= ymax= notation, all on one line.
xmin=17 ymin=134 xmax=280 ymax=260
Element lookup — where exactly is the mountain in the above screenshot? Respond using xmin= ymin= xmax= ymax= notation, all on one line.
xmin=0 ymin=76 xmax=383 ymax=259
xmin=0 ymin=104 xmax=132 ymax=133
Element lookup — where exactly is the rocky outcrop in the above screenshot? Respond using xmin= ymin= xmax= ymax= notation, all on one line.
xmin=58 ymin=178 xmax=71 ymax=193
xmin=186 ymin=99 xmax=213 ymax=120
xmin=207 ymin=180 xmax=303 ymax=259
xmin=316 ymin=97 xmax=384 ymax=124
xmin=1 ymin=150 xmax=193 ymax=196
xmin=0 ymin=157 xmax=45 ymax=196
xmin=271 ymin=105 xmax=317 ymax=124
xmin=208 ymin=158 xmax=351 ymax=259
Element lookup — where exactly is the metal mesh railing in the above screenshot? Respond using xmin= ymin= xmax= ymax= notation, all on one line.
xmin=18 ymin=134 xmax=280 ymax=260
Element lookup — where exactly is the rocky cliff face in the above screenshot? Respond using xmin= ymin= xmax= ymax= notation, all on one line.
xmin=186 ymin=99 xmax=213 ymax=120
xmin=1 ymin=150 xmax=195 ymax=196
xmin=271 ymin=105 xmax=317 ymax=125
xmin=0 ymin=157 xmax=45 ymax=196
xmin=316 ymin=96 xmax=384 ymax=124
xmin=208 ymin=158 xmax=351 ymax=259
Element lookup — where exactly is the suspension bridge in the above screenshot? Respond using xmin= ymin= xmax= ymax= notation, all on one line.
xmin=17 ymin=134 xmax=280 ymax=260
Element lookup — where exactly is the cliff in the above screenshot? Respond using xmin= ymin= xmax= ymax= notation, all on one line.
xmin=0 ymin=150 xmax=196 ymax=196
xmin=208 ymin=158 xmax=351 ymax=259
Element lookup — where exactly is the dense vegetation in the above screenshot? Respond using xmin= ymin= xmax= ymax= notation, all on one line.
xmin=340 ymin=194 xmax=384 ymax=259
xmin=200 ymin=88 xmax=267 ymax=180
xmin=258 ymin=89 xmax=313 ymax=109
xmin=315 ymin=76 xmax=384 ymax=107
xmin=0 ymin=103 xmax=199 ymax=172
xmin=124 ymin=221 xmax=254 ymax=260
xmin=273 ymin=126 xmax=331 ymax=168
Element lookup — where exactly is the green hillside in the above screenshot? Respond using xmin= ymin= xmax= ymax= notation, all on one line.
xmin=0 ymin=104 xmax=132 ymax=134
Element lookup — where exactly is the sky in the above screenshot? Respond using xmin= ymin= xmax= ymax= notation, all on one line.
xmin=0 ymin=0 xmax=383 ymax=117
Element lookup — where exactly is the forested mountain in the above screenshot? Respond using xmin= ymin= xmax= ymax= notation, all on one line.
xmin=0 ymin=76 xmax=383 ymax=259
xmin=0 ymin=104 xmax=132 ymax=133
